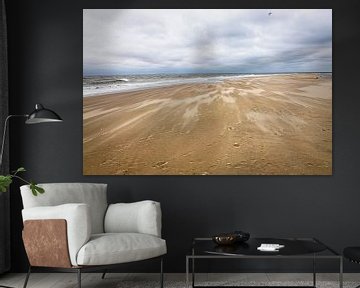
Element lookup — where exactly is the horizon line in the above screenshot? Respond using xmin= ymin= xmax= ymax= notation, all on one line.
xmin=83 ymin=71 xmax=332 ymax=77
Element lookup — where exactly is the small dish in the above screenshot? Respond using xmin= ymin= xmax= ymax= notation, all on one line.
xmin=212 ymin=233 xmax=237 ymax=245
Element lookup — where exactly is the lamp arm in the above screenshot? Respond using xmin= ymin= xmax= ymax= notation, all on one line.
xmin=0 ymin=114 xmax=28 ymax=169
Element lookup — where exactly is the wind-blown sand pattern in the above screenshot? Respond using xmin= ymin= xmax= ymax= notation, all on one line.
xmin=83 ymin=74 xmax=332 ymax=175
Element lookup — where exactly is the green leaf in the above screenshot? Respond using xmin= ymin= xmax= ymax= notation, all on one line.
xmin=12 ymin=167 xmax=26 ymax=176
xmin=0 ymin=175 xmax=13 ymax=192
xmin=29 ymin=181 xmax=44 ymax=196
xmin=35 ymin=185 xmax=45 ymax=194
xmin=30 ymin=182 xmax=38 ymax=196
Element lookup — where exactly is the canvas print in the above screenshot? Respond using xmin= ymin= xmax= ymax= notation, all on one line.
xmin=83 ymin=9 xmax=332 ymax=175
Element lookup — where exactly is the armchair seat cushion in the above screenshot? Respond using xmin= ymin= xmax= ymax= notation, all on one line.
xmin=76 ymin=233 xmax=167 ymax=266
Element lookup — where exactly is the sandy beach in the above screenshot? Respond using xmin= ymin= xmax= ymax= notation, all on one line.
xmin=83 ymin=74 xmax=332 ymax=175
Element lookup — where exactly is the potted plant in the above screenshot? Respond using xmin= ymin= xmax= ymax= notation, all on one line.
xmin=0 ymin=167 xmax=44 ymax=196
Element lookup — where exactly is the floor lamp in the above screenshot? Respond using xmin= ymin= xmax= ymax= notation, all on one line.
xmin=0 ymin=103 xmax=62 ymax=288
xmin=0 ymin=103 xmax=63 ymax=167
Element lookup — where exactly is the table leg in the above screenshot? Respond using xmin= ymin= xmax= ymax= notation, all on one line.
xmin=192 ymin=246 xmax=195 ymax=288
xmin=313 ymin=254 xmax=316 ymax=287
xmin=339 ymin=257 xmax=343 ymax=288
xmin=186 ymin=257 xmax=189 ymax=288
xmin=192 ymin=257 xmax=195 ymax=288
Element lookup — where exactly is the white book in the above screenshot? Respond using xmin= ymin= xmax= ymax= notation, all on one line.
xmin=257 ymin=243 xmax=285 ymax=251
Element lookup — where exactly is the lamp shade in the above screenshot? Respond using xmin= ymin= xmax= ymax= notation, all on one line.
xmin=25 ymin=104 xmax=63 ymax=124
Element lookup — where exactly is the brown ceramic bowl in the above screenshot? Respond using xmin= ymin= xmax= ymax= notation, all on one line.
xmin=212 ymin=233 xmax=237 ymax=245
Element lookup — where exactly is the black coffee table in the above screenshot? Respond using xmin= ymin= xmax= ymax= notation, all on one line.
xmin=186 ymin=237 xmax=342 ymax=288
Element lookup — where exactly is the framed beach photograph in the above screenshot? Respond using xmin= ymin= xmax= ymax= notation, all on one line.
xmin=83 ymin=9 xmax=332 ymax=175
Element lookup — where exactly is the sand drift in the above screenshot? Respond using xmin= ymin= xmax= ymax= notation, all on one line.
xmin=83 ymin=74 xmax=332 ymax=175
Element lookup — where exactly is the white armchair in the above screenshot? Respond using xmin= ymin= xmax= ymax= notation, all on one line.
xmin=20 ymin=183 xmax=166 ymax=288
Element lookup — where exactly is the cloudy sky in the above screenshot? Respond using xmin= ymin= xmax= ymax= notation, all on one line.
xmin=83 ymin=9 xmax=332 ymax=75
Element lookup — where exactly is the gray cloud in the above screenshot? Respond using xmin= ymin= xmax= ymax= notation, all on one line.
xmin=83 ymin=9 xmax=332 ymax=75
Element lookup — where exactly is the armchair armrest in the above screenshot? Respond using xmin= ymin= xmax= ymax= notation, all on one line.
xmin=22 ymin=203 xmax=91 ymax=266
xmin=104 ymin=200 xmax=162 ymax=237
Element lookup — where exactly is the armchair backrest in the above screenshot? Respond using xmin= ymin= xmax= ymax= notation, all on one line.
xmin=20 ymin=183 xmax=108 ymax=234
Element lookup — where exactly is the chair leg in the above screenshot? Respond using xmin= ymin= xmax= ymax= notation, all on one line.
xmin=77 ymin=269 xmax=81 ymax=288
xmin=23 ymin=266 xmax=31 ymax=288
xmin=160 ymin=257 xmax=164 ymax=288
xmin=101 ymin=270 xmax=107 ymax=279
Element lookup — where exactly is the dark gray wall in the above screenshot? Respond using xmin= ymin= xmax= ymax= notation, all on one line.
xmin=5 ymin=0 xmax=360 ymax=273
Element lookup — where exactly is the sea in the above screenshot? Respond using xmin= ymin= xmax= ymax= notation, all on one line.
xmin=83 ymin=72 xmax=331 ymax=97
xmin=83 ymin=73 xmax=265 ymax=97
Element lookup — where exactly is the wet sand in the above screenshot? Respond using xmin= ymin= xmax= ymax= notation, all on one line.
xmin=83 ymin=74 xmax=332 ymax=175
